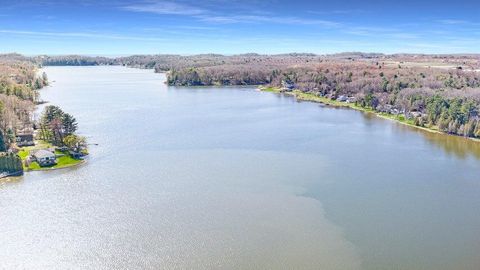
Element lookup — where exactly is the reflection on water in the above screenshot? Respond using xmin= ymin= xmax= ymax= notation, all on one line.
xmin=408 ymin=127 xmax=480 ymax=160
xmin=0 ymin=176 xmax=23 ymax=187
xmin=361 ymin=112 xmax=480 ymax=160
xmin=1 ymin=66 xmax=479 ymax=270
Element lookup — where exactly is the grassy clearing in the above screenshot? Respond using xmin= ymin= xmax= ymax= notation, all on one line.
xmin=18 ymin=140 xmax=51 ymax=160
xmin=258 ymin=86 xmax=281 ymax=93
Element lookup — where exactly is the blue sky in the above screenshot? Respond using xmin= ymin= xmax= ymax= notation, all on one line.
xmin=0 ymin=0 xmax=479 ymax=55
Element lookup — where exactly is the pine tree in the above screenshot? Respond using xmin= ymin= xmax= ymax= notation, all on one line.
xmin=62 ymin=113 xmax=78 ymax=136
xmin=0 ymin=130 xmax=6 ymax=152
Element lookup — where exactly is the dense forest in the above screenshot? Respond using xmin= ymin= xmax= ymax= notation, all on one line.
xmin=0 ymin=54 xmax=48 ymax=174
xmin=22 ymin=53 xmax=480 ymax=139
xmin=34 ymin=55 xmax=116 ymax=66
xmin=0 ymin=54 xmax=47 ymax=146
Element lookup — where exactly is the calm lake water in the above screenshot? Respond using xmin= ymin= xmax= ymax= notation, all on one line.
xmin=1 ymin=66 xmax=479 ymax=270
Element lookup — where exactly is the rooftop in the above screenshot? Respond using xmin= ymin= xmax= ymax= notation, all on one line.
xmin=32 ymin=149 xmax=55 ymax=159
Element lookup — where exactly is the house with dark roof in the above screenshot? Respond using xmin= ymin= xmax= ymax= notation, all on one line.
xmin=16 ymin=129 xmax=35 ymax=147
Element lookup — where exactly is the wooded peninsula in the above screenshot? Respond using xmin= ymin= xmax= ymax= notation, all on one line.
xmin=0 ymin=54 xmax=87 ymax=176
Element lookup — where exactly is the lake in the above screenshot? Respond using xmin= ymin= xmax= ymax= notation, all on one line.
xmin=1 ymin=66 xmax=479 ymax=270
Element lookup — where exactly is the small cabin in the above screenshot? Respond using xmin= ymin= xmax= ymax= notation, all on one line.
xmin=32 ymin=149 xmax=57 ymax=167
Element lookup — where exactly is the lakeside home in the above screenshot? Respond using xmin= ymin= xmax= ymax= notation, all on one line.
xmin=31 ymin=149 xmax=57 ymax=167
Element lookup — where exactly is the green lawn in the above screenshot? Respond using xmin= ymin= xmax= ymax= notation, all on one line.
xmin=18 ymin=140 xmax=52 ymax=160
xmin=19 ymin=141 xmax=84 ymax=171
xmin=52 ymin=153 xmax=84 ymax=168
xmin=258 ymin=86 xmax=282 ymax=93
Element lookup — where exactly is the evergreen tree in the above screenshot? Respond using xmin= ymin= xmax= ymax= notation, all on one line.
xmin=62 ymin=113 xmax=78 ymax=135
xmin=0 ymin=130 xmax=6 ymax=152
xmin=41 ymin=105 xmax=64 ymax=124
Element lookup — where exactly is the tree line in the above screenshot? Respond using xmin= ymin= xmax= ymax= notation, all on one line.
xmin=0 ymin=57 xmax=42 ymax=173
xmin=0 ymin=57 xmax=42 ymax=151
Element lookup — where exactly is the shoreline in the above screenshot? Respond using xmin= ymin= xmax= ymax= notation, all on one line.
xmin=258 ymin=86 xmax=480 ymax=143
xmin=24 ymin=159 xmax=87 ymax=172
xmin=0 ymin=159 xmax=86 ymax=183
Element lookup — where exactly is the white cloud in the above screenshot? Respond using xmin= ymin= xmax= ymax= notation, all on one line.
xmin=197 ymin=14 xmax=340 ymax=27
xmin=437 ymin=19 xmax=468 ymax=25
xmin=308 ymin=9 xmax=365 ymax=15
xmin=0 ymin=29 xmax=167 ymax=41
xmin=436 ymin=19 xmax=480 ymax=27
xmin=121 ymin=1 xmax=340 ymax=27
xmin=123 ymin=1 xmax=206 ymax=15
xmin=343 ymin=26 xmax=419 ymax=40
